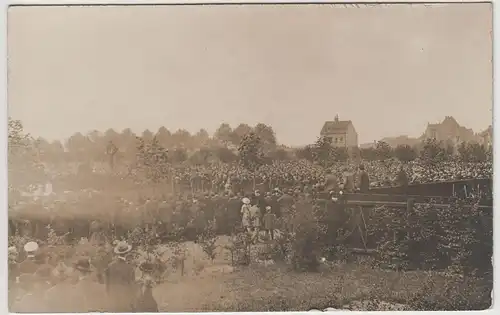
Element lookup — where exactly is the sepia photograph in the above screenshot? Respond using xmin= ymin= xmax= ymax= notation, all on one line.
xmin=6 ymin=2 xmax=493 ymax=312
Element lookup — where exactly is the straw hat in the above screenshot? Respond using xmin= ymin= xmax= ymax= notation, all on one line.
xmin=113 ymin=241 xmax=132 ymax=255
xmin=242 ymin=197 xmax=250 ymax=205
xmin=24 ymin=241 xmax=39 ymax=254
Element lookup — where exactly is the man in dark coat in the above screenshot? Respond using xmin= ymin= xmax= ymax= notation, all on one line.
xmin=396 ymin=166 xmax=409 ymax=194
xmin=104 ymin=241 xmax=136 ymax=312
xmin=324 ymin=169 xmax=339 ymax=193
xmin=357 ymin=165 xmax=370 ymax=193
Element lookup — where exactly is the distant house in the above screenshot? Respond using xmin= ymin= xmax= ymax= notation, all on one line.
xmin=320 ymin=115 xmax=358 ymax=148
xmin=422 ymin=116 xmax=476 ymax=144
xmin=478 ymin=125 xmax=493 ymax=147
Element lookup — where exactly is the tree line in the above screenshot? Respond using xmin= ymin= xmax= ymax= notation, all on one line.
xmin=8 ymin=117 xmax=492 ymax=176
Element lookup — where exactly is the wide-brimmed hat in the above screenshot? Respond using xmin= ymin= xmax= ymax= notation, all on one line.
xmin=265 ymin=206 xmax=272 ymax=210
xmin=24 ymin=241 xmax=39 ymax=253
xmin=114 ymin=241 xmax=132 ymax=255
xmin=242 ymin=197 xmax=250 ymax=204
xmin=73 ymin=258 xmax=92 ymax=272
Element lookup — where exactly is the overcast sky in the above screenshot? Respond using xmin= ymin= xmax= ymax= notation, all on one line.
xmin=8 ymin=3 xmax=492 ymax=146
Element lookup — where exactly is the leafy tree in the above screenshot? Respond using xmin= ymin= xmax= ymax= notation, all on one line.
xmin=66 ymin=132 xmax=90 ymax=161
xmin=331 ymin=147 xmax=348 ymax=162
xmin=8 ymin=118 xmax=38 ymax=189
xmin=120 ymin=128 xmax=138 ymax=160
xmin=394 ymin=144 xmax=417 ymax=162
xmin=8 ymin=117 xmax=31 ymax=151
xmin=194 ymin=129 xmax=210 ymax=146
xmin=214 ymin=147 xmax=237 ymax=163
xmin=136 ymin=137 xmax=169 ymax=182
xmin=172 ymin=129 xmax=192 ymax=147
xmin=253 ymin=123 xmax=277 ymax=153
xmin=374 ymin=141 xmax=392 ymax=160
xmin=458 ymin=142 xmax=488 ymax=163
xmin=420 ymin=138 xmax=446 ymax=163
xmin=214 ymin=123 xmax=233 ymax=144
xmin=360 ymin=147 xmax=377 ymax=161
xmin=189 ymin=147 xmax=213 ymax=165
xmin=295 ymin=145 xmax=314 ymax=161
xmin=155 ymin=127 xmax=171 ymax=148
xmin=238 ymin=132 xmax=264 ymax=171
xmin=312 ymin=136 xmax=333 ymax=167
xmin=142 ymin=129 xmax=154 ymax=143
xmin=104 ymin=128 xmax=119 ymax=143
xmin=232 ymin=123 xmax=252 ymax=145
xmin=170 ymin=148 xmax=188 ymax=164
xmin=274 ymin=148 xmax=290 ymax=160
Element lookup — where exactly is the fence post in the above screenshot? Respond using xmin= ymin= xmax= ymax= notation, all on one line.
xmin=406 ymin=198 xmax=415 ymax=240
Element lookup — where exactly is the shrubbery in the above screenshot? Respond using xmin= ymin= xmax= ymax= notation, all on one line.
xmin=368 ymin=196 xmax=492 ymax=274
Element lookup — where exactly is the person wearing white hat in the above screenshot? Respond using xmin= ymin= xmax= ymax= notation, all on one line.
xmin=241 ymin=198 xmax=251 ymax=233
xmin=104 ymin=241 xmax=136 ymax=312
xmin=18 ymin=242 xmax=39 ymax=275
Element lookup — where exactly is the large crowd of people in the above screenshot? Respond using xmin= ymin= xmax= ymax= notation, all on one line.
xmin=7 ymin=155 xmax=493 ymax=312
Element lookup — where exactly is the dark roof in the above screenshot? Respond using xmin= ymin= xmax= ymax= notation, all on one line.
xmin=320 ymin=120 xmax=352 ymax=134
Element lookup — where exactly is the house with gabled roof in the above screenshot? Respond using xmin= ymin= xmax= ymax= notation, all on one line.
xmin=320 ymin=115 xmax=358 ymax=148
xmin=478 ymin=125 xmax=493 ymax=147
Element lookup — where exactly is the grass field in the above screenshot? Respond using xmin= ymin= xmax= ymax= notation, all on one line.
xmin=148 ymin=236 xmax=466 ymax=312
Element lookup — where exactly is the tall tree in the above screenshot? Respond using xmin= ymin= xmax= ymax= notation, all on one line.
xmin=194 ymin=129 xmax=210 ymax=146
xmin=312 ymin=136 xmax=333 ymax=168
xmin=8 ymin=117 xmax=31 ymax=155
xmin=420 ymin=138 xmax=446 ymax=163
xmin=214 ymin=123 xmax=233 ymax=144
xmin=172 ymin=129 xmax=192 ymax=147
xmin=238 ymin=132 xmax=264 ymax=171
xmin=232 ymin=123 xmax=252 ymax=145
xmin=253 ymin=123 xmax=277 ymax=153
xmin=156 ymin=127 xmax=171 ymax=148
xmin=374 ymin=141 xmax=393 ymax=161
xmin=394 ymin=144 xmax=417 ymax=162
xmin=142 ymin=129 xmax=154 ymax=143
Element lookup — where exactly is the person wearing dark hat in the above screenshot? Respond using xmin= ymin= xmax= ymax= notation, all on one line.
xmin=134 ymin=261 xmax=159 ymax=312
xmin=357 ymin=164 xmax=370 ymax=193
xmin=396 ymin=165 xmax=409 ymax=194
xmin=74 ymin=257 xmax=106 ymax=312
xmin=104 ymin=241 xmax=136 ymax=312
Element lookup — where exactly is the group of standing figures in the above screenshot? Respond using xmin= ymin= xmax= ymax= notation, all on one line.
xmin=9 ymin=240 xmax=159 ymax=313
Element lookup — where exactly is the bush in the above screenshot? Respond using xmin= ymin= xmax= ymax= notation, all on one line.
xmin=197 ymin=219 xmax=218 ymax=263
xmin=369 ymin=197 xmax=492 ymax=274
xmin=289 ymin=201 xmax=323 ymax=272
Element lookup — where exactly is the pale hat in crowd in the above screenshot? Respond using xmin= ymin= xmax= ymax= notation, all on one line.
xmin=114 ymin=241 xmax=132 ymax=255
xmin=24 ymin=241 xmax=39 ymax=255
xmin=242 ymin=197 xmax=250 ymax=205
xmin=265 ymin=206 xmax=272 ymax=210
